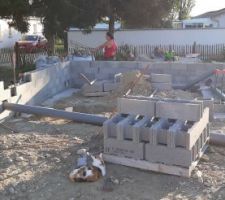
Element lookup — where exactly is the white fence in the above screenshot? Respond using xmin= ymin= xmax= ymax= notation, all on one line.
xmin=68 ymin=28 xmax=225 ymax=47
xmin=68 ymin=29 xmax=225 ymax=60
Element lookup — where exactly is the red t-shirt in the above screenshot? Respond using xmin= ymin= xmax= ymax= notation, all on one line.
xmin=104 ymin=40 xmax=117 ymax=58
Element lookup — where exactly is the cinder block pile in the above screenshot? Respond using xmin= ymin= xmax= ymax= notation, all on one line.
xmin=103 ymin=97 xmax=210 ymax=177
xmin=81 ymin=81 xmax=118 ymax=97
xmin=151 ymin=73 xmax=172 ymax=91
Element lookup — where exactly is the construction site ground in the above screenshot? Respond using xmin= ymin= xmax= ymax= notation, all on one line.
xmin=1 ymin=92 xmax=225 ymax=200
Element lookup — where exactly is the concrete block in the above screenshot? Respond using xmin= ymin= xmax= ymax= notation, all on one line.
xmin=104 ymin=138 xmax=144 ymax=159
xmin=141 ymin=118 xmax=158 ymax=142
xmin=124 ymin=116 xmax=149 ymax=142
xmin=132 ymin=117 xmax=150 ymax=142
xmin=145 ymin=144 xmax=192 ymax=167
xmin=168 ymin=120 xmax=185 ymax=148
xmin=152 ymin=83 xmax=172 ymax=91
xmin=151 ymin=74 xmax=172 ymax=83
xmin=118 ymin=98 xmax=156 ymax=117
xmin=156 ymin=101 xmax=202 ymax=122
xmin=103 ymin=114 xmax=128 ymax=139
xmin=214 ymin=104 xmax=225 ymax=113
xmin=103 ymin=82 xmax=119 ymax=92
xmin=116 ymin=115 xmax=134 ymax=141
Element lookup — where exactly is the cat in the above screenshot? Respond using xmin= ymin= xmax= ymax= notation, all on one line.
xmin=69 ymin=153 xmax=106 ymax=182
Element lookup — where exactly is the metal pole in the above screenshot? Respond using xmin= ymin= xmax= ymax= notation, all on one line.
xmin=183 ymin=71 xmax=214 ymax=90
xmin=3 ymin=102 xmax=107 ymax=126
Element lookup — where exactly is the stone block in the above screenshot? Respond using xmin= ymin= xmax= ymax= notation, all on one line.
xmin=156 ymin=101 xmax=202 ymax=122
xmin=104 ymin=138 xmax=144 ymax=160
xmin=152 ymin=83 xmax=172 ymax=91
xmin=145 ymin=144 xmax=192 ymax=167
xmin=151 ymin=73 xmax=172 ymax=83
xmin=118 ymin=98 xmax=155 ymax=117
xmin=103 ymin=114 xmax=128 ymax=139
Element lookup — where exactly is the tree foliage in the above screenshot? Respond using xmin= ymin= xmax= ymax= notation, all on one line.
xmin=0 ymin=0 xmax=193 ymax=39
xmin=174 ymin=0 xmax=195 ymax=20
xmin=0 ymin=0 xmax=31 ymax=33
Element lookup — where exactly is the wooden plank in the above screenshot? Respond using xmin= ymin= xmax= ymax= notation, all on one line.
xmin=187 ymin=108 xmax=209 ymax=150
xmin=104 ymin=143 xmax=208 ymax=178
xmin=103 ymin=154 xmax=191 ymax=177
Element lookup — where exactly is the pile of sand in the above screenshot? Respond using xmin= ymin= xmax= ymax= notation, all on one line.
xmin=114 ymin=71 xmax=153 ymax=97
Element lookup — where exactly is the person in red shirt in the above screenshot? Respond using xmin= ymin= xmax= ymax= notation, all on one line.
xmin=93 ymin=32 xmax=117 ymax=61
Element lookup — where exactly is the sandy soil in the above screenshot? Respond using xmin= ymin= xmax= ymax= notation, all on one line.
xmin=0 ymin=93 xmax=225 ymax=200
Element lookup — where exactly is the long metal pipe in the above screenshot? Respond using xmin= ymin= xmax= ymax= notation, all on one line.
xmin=3 ymin=102 xmax=108 ymax=126
xmin=173 ymin=70 xmax=214 ymax=91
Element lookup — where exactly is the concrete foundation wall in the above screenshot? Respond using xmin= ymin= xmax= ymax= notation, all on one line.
xmin=0 ymin=62 xmax=72 ymax=121
xmin=1 ymin=60 xmax=225 ymax=121
xmin=70 ymin=61 xmax=225 ymax=87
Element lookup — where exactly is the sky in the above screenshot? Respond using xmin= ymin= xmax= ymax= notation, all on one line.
xmin=191 ymin=0 xmax=225 ymax=16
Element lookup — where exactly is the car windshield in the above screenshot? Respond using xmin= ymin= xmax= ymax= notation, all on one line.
xmin=22 ymin=35 xmax=39 ymax=41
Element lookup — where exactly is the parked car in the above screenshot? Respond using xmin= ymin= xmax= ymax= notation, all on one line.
xmin=17 ymin=35 xmax=48 ymax=52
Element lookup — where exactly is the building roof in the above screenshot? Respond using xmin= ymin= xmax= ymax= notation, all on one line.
xmin=69 ymin=22 xmax=121 ymax=31
xmin=193 ymin=8 xmax=225 ymax=19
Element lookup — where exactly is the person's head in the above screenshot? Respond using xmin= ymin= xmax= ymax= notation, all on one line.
xmin=106 ymin=32 xmax=114 ymax=41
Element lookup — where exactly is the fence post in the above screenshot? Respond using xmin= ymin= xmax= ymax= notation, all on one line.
xmin=14 ymin=42 xmax=20 ymax=68
xmin=192 ymin=42 xmax=197 ymax=54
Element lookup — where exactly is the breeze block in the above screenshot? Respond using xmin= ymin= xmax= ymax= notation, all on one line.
xmin=103 ymin=97 xmax=210 ymax=177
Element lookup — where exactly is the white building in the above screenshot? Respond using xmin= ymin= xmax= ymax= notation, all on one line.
xmin=0 ymin=17 xmax=43 ymax=49
xmin=173 ymin=8 xmax=225 ymax=29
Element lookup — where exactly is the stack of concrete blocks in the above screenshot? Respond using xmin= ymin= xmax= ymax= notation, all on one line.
xmin=82 ymin=80 xmax=119 ymax=97
xmin=150 ymin=73 xmax=172 ymax=91
xmin=103 ymin=97 xmax=210 ymax=177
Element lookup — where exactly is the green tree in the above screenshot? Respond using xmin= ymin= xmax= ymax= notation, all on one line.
xmin=96 ymin=0 xmax=178 ymax=31
xmin=175 ymin=0 xmax=195 ymax=20
xmin=0 ymin=0 xmax=31 ymax=33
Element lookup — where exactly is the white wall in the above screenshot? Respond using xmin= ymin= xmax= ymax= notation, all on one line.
xmin=0 ymin=19 xmax=21 ymax=49
xmin=0 ymin=18 xmax=43 ymax=49
xmin=214 ymin=14 xmax=225 ymax=28
xmin=68 ymin=29 xmax=225 ymax=49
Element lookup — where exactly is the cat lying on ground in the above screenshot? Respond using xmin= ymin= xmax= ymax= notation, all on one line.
xmin=69 ymin=151 xmax=106 ymax=182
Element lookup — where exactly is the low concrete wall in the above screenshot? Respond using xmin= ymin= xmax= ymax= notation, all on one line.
xmin=1 ymin=60 xmax=225 ymax=121
xmin=0 ymin=61 xmax=72 ymax=120
xmin=70 ymin=61 xmax=225 ymax=87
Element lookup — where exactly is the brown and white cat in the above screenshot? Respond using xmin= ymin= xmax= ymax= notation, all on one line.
xmin=69 ymin=153 xmax=106 ymax=182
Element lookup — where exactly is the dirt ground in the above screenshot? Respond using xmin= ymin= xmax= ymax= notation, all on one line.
xmin=1 ymin=92 xmax=225 ymax=200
